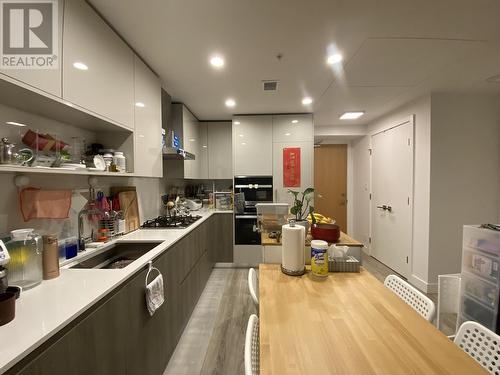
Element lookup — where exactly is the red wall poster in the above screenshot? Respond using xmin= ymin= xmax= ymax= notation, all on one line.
xmin=283 ymin=147 xmax=301 ymax=187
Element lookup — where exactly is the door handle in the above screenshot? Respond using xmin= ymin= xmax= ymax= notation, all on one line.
xmin=376 ymin=205 xmax=392 ymax=212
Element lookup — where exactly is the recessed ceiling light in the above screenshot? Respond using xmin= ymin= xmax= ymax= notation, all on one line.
xmin=202 ymin=145 xmax=207 ymax=148
xmin=73 ymin=62 xmax=88 ymax=70
xmin=285 ymin=133 xmax=291 ymax=136
xmin=339 ymin=111 xmax=365 ymax=120
xmin=135 ymin=102 xmax=145 ymax=108
xmin=234 ymin=121 xmax=241 ymax=125
xmin=327 ymin=53 xmax=343 ymax=65
xmin=5 ymin=121 xmax=27 ymax=127
xmin=241 ymin=142 xmax=247 ymax=146
xmin=210 ymin=55 xmax=225 ymax=69
xmin=302 ymin=97 xmax=313 ymax=105
xmin=291 ymin=119 xmax=299 ymax=124
xmin=225 ymin=98 xmax=236 ymax=107
xmin=238 ymin=134 xmax=244 ymax=138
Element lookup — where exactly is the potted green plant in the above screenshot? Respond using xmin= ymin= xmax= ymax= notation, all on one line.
xmin=288 ymin=187 xmax=314 ymax=233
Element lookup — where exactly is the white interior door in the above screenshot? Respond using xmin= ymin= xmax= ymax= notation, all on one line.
xmin=371 ymin=119 xmax=414 ymax=278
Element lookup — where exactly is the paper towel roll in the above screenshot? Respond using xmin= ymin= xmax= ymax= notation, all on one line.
xmin=281 ymin=223 xmax=305 ymax=276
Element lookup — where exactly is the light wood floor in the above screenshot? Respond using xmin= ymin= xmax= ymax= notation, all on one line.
xmin=164 ymin=254 xmax=448 ymax=374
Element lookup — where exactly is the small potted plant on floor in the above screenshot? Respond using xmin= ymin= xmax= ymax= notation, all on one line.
xmin=288 ymin=187 xmax=314 ymax=233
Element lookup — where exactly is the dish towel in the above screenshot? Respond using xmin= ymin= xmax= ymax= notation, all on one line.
xmin=19 ymin=188 xmax=72 ymax=221
xmin=145 ymin=268 xmax=164 ymax=316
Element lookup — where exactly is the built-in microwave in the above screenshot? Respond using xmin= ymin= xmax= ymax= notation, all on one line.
xmin=234 ymin=176 xmax=273 ymax=212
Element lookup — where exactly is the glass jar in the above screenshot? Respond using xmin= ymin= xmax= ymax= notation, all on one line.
xmin=5 ymin=229 xmax=43 ymax=290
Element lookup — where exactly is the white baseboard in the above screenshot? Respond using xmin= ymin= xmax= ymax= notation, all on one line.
xmin=409 ymin=274 xmax=438 ymax=294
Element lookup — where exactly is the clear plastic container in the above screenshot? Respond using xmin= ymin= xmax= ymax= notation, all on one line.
xmin=460 ymin=295 xmax=497 ymax=330
xmin=113 ymin=151 xmax=126 ymax=173
xmin=462 ymin=271 xmax=498 ymax=308
xmin=463 ymin=225 xmax=500 ymax=255
xmin=462 ymin=248 xmax=499 ymax=284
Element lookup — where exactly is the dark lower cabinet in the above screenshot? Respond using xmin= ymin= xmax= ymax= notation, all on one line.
xmin=7 ymin=215 xmax=224 ymax=375
xmin=209 ymin=213 xmax=233 ymax=262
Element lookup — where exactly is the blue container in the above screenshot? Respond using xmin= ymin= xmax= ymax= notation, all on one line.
xmin=65 ymin=239 xmax=78 ymax=259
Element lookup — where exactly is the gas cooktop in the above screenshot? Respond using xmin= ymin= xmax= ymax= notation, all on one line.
xmin=141 ymin=214 xmax=202 ymax=229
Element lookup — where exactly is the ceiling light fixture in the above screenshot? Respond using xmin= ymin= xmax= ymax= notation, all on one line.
xmin=285 ymin=133 xmax=291 ymax=136
xmin=241 ymin=142 xmax=247 ymax=146
xmin=73 ymin=62 xmax=88 ymax=70
xmin=302 ymin=97 xmax=313 ymax=105
xmin=5 ymin=121 xmax=27 ymax=127
xmin=291 ymin=119 xmax=299 ymax=124
xmin=225 ymin=98 xmax=236 ymax=107
xmin=327 ymin=53 xmax=343 ymax=65
xmin=339 ymin=111 xmax=365 ymax=120
xmin=238 ymin=134 xmax=244 ymax=138
xmin=210 ymin=55 xmax=225 ymax=69
xmin=135 ymin=102 xmax=145 ymax=108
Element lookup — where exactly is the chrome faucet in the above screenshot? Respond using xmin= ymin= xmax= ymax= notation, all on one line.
xmin=78 ymin=206 xmax=101 ymax=251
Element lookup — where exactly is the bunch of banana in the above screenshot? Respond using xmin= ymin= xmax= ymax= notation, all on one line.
xmin=307 ymin=212 xmax=334 ymax=224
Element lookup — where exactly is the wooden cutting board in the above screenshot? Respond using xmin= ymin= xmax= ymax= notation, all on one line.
xmin=118 ymin=190 xmax=140 ymax=233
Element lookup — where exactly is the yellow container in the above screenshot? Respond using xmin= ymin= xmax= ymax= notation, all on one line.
xmin=311 ymin=240 xmax=329 ymax=277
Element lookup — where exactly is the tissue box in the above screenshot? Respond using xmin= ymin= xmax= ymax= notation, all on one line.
xmin=328 ymin=256 xmax=360 ymax=273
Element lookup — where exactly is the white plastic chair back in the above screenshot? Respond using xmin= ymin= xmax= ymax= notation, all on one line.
xmin=244 ymin=314 xmax=260 ymax=375
xmin=454 ymin=321 xmax=500 ymax=374
xmin=248 ymin=268 xmax=259 ymax=307
xmin=384 ymin=274 xmax=436 ymax=322
xmin=437 ymin=273 xmax=461 ymax=334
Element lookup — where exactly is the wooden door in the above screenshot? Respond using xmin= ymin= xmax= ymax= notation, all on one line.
xmin=314 ymin=144 xmax=348 ymax=232
xmin=371 ymin=119 xmax=414 ymax=278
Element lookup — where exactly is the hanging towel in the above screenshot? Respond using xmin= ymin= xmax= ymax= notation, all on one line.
xmin=145 ymin=267 xmax=164 ymax=316
xmin=19 ymin=188 xmax=72 ymax=221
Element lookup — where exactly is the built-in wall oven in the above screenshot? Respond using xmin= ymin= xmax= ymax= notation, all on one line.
xmin=234 ymin=176 xmax=273 ymax=245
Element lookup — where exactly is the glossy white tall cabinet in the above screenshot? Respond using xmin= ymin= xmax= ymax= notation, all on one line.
xmin=272 ymin=114 xmax=314 ymax=206
xmin=183 ymin=107 xmax=207 ymax=179
xmin=0 ymin=0 xmax=64 ymax=98
xmin=133 ymin=56 xmax=162 ymax=177
xmin=233 ymin=115 xmax=273 ymax=176
xmin=63 ymin=0 xmax=134 ymax=129
xmin=207 ymin=122 xmax=232 ymax=179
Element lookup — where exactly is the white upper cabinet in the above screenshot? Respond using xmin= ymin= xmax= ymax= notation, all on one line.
xmin=233 ymin=115 xmax=273 ymax=176
xmin=272 ymin=114 xmax=314 ymax=142
xmin=63 ymin=0 xmax=134 ymax=129
xmin=0 ymin=0 xmax=64 ymax=98
xmin=198 ymin=122 xmax=209 ymax=179
xmin=207 ymin=122 xmax=232 ymax=179
xmin=133 ymin=56 xmax=162 ymax=177
xmin=183 ymin=107 xmax=201 ymax=179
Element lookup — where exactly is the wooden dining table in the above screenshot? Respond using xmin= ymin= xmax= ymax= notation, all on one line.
xmin=259 ymin=264 xmax=486 ymax=374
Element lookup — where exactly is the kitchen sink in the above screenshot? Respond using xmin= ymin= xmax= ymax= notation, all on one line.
xmin=69 ymin=242 xmax=163 ymax=269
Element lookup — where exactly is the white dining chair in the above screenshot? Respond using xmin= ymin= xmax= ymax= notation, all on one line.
xmin=244 ymin=314 xmax=260 ymax=375
xmin=454 ymin=321 xmax=500 ymax=374
xmin=384 ymin=274 xmax=436 ymax=322
xmin=248 ymin=268 xmax=259 ymax=307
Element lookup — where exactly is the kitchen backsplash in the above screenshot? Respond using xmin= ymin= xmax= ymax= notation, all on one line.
xmin=0 ymin=172 xmax=164 ymax=239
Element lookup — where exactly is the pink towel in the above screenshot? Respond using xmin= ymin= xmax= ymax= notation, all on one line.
xmin=20 ymin=188 xmax=72 ymax=221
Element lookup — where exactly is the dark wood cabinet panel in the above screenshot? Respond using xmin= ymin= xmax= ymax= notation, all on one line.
xmin=209 ymin=213 xmax=234 ymax=262
xmin=8 ymin=215 xmax=217 ymax=375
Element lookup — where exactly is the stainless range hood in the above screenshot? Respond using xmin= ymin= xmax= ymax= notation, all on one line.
xmin=162 ymin=147 xmax=195 ymax=160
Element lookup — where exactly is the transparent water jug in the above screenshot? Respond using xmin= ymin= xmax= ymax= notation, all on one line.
xmin=6 ymin=229 xmax=43 ymax=289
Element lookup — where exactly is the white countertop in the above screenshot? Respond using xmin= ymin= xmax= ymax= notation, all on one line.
xmin=0 ymin=210 xmax=232 ymax=374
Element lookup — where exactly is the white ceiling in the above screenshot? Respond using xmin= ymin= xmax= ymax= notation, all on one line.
xmin=89 ymin=0 xmax=500 ymax=126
